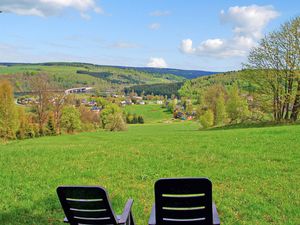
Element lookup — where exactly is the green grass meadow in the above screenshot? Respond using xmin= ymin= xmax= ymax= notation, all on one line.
xmin=125 ymin=104 xmax=173 ymax=123
xmin=0 ymin=108 xmax=299 ymax=224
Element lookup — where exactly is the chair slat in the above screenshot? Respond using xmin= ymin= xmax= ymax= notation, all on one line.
xmin=66 ymin=199 xmax=107 ymax=210
xmin=161 ymin=219 xmax=208 ymax=225
xmin=73 ymin=216 xmax=115 ymax=224
xmin=161 ymin=207 xmax=208 ymax=219
xmin=70 ymin=208 xmax=111 ymax=218
xmin=160 ymin=195 xmax=207 ymax=208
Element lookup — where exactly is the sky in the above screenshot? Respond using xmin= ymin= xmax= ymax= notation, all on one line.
xmin=0 ymin=0 xmax=299 ymax=72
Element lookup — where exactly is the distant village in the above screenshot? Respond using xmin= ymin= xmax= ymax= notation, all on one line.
xmin=16 ymin=86 xmax=197 ymax=120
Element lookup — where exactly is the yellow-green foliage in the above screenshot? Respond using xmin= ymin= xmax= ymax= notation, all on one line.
xmin=215 ymin=93 xmax=227 ymax=125
xmin=199 ymin=109 xmax=214 ymax=129
xmin=0 ymin=80 xmax=18 ymax=139
xmin=105 ymin=112 xmax=127 ymax=131
xmin=226 ymin=84 xmax=250 ymax=123
xmin=100 ymin=103 xmax=123 ymax=128
xmin=61 ymin=106 xmax=81 ymax=133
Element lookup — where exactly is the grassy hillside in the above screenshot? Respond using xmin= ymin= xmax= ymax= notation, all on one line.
xmin=0 ymin=64 xmax=110 ymax=92
xmin=125 ymin=104 xmax=172 ymax=123
xmin=0 ymin=121 xmax=299 ymax=225
xmin=0 ymin=63 xmax=186 ymax=93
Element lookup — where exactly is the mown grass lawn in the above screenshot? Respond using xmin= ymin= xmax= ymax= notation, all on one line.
xmin=125 ymin=104 xmax=173 ymax=123
xmin=0 ymin=122 xmax=299 ymax=225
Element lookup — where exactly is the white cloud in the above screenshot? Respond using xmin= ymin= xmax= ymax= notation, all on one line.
xmin=0 ymin=0 xmax=103 ymax=17
xmin=149 ymin=23 xmax=161 ymax=30
xmin=149 ymin=10 xmax=171 ymax=17
xmin=220 ymin=5 xmax=279 ymax=39
xmin=147 ymin=57 xmax=168 ymax=68
xmin=180 ymin=39 xmax=195 ymax=54
xmin=180 ymin=5 xmax=279 ymax=58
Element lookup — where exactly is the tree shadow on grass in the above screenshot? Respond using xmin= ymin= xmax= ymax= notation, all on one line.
xmin=0 ymin=196 xmax=63 ymax=225
xmin=209 ymin=121 xmax=300 ymax=131
xmin=0 ymin=192 xmax=127 ymax=224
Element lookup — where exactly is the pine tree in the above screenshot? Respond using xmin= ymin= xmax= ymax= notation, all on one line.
xmin=132 ymin=114 xmax=138 ymax=124
xmin=46 ymin=113 xmax=56 ymax=135
xmin=138 ymin=115 xmax=144 ymax=124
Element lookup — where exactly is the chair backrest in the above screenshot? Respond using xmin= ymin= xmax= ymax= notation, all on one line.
xmin=154 ymin=178 xmax=213 ymax=225
xmin=57 ymin=186 xmax=118 ymax=225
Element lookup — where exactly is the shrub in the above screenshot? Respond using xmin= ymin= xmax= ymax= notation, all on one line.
xmin=100 ymin=104 xmax=122 ymax=128
xmin=105 ymin=113 xmax=127 ymax=131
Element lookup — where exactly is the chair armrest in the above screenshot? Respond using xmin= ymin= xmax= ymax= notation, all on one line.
xmin=64 ymin=217 xmax=69 ymax=223
xmin=148 ymin=203 xmax=156 ymax=225
xmin=213 ymin=202 xmax=220 ymax=225
xmin=118 ymin=199 xmax=134 ymax=224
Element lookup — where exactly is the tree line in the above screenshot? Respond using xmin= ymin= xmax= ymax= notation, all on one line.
xmin=0 ymin=75 xmax=128 ymax=141
xmin=125 ymin=82 xmax=183 ymax=98
xmin=178 ymin=16 xmax=300 ymax=126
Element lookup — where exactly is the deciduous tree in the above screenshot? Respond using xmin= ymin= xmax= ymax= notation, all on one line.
xmin=245 ymin=16 xmax=300 ymax=121
xmin=215 ymin=93 xmax=227 ymax=125
xmin=28 ymin=73 xmax=52 ymax=134
xmin=61 ymin=106 xmax=81 ymax=133
xmin=0 ymin=80 xmax=18 ymax=139
xmin=199 ymin=109 xmax=214 ymax=129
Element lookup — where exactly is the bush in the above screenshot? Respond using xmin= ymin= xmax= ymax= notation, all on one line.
xmin=100 ymin=104 xmax=122 ymax=128
xmin=105 ymin=113 xmax=127 ymax=131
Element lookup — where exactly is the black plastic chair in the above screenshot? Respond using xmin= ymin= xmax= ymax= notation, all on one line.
xmin=57 ymin=186 xmax=135 ymax=225
xmin=148 ymin=178 xmax=220 ymax=225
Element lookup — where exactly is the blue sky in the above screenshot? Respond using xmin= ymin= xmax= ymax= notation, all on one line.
xmin=0 ymin=0 xmax=299 ymax=71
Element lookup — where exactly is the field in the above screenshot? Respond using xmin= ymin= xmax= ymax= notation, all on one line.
xmin=0 ymin=112 xmax=299 ymax=225
xmin=125 ymin=104 xmax=173 ymax=123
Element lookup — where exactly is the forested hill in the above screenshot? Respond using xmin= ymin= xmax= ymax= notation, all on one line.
xmin=0 ymin=62 xmax=219 ymax=79
xmin=108 ymin=66 xmax=221 ymax=79
xmin=0 ymin=62 xmax=220 ymax=93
